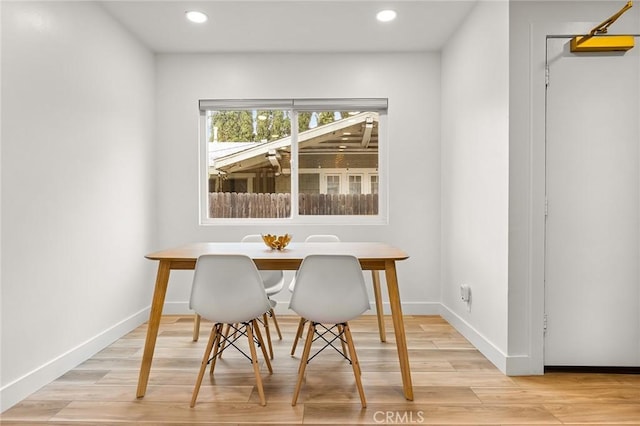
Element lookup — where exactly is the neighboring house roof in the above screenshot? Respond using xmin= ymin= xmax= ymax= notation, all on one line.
xmin=208 ymin=142 xmax=255 ymax=165
xmin=209 ymin=112 xmax=378 ymax=175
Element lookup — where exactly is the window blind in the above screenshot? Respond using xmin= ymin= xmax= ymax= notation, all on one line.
xmin=199 ymin=98 xmax=388 ymax=112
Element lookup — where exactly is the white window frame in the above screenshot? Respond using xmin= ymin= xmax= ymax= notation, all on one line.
xmin=198 ymin=98 xmax=388 ymax=225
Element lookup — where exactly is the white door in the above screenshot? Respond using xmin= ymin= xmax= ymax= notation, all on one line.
xmin=545 ymin=37 xmax=640 ymax=366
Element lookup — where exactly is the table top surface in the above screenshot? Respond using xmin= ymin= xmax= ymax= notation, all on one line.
xmin=146 ymin=241 xmax=409 ymax=262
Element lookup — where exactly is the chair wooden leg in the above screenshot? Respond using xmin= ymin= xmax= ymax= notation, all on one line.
xmin=270 ymin=308 xmax=283 ymax=340
xmin=252 ymin=319 xmax=273 ymax=374
xmin=290 ymin=317 xmax=307 ymax=356
xmin=262 ymin=313 xmax=274 ymax=360
xmin=209 ymin=324 xmax=223 ymax=376
xmin=191 ymin=325 xmax=218 ymax=407
xmin=344 ymin=323 xmax=366 ymax=408
xmin=217 ymin=323 xmax=231 ymax=360
xmin=246 ymin=322 xmax=267 ymax=406
xmin=344 ymin=323 xmax=362 ymax=378
xmin=192 ymin=314 xmax=201 ymax=342
xmin=337 ymin=324 xmax=348 ymax=356
xmin=371 ymin=270 xmax=386 ymax=342
xmin=292 ymin=322 xmax=315 ymax=406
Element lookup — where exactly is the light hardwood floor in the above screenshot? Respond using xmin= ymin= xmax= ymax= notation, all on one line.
xmin=2 ymin=315 xmax=639 ymax=425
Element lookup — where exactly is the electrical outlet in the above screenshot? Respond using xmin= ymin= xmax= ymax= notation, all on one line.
xmin=460 ymin=284 xmax=471 ymax=302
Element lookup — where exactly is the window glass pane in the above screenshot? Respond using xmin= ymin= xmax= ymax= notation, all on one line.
xmin=297 ymin=111 xmax=379 ymax=215
xmin=370 ymin=175 xmax=379 ymax=194
xmin=206 ymin=109 xmax=292 ymax=218
xmin=299 ymin=173 xmax=319 ymax=193
xmin=349 ymin=175 xmax=362 ymax=194
xmin=326 ymin=175 xmax=341 ymax=194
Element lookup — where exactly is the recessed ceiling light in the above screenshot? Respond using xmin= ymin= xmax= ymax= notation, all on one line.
xmin=186 ymin=11 xmax=208 ymax=24
xmin=376 ymin=9 xmax=397 ymax=22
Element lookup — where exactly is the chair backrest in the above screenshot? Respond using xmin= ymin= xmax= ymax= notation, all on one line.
xmin=189 ymin=254 xmax=271 ymax=324
xmin=241 ymin=234 xmax=263 ymax=243
xmin=241 ymin=234 xmax=284 ymax=289
xmin=290 ymin=254 xmax=369 ymax=324
xmin=287 ymin=235 xmax=341 ymax=292
xmin=287 ymin=235 xmax=341 ymax=293
xmin=304 ymin=234 xmax=340 ymax=243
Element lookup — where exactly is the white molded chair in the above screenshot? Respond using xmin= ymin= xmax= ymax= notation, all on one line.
xmin=289 ymin=254 xmax=369 ymax=407
xmin=189 ymin=254 xmax=273 ymax=407
xmin=193 ymin=235 xmax=285 ymax=360
xmin=290 ymin=234 xmax=387 ymax=356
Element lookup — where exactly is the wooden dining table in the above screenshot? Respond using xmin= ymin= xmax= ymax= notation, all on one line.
xmin=137 ymin=241 xmax=413 ymax=400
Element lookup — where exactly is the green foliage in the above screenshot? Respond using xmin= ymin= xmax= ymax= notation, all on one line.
xmin=209 ymin=109 xmax=352 ymax=142
xmin=210 ymin=111 xmax=255 ymax=142
xmin=255 ymin=110 xmax=271 ymax=141
xmin=318 ymin=112 xmax=335 ymax=125
xmin=298 ymin=112 xmax=312 ymax=132
xmin=272 ymin=110 xmax=290 ymax=139
xmin=256 ymin=110 xmax=292 ymax=142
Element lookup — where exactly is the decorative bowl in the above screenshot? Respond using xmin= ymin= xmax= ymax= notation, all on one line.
xmin=261 ymin=233 xmax=292 ymax=250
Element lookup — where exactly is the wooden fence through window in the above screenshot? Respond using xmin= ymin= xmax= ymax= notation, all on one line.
xmin=208 ymin=192 xmax=378 ymax=218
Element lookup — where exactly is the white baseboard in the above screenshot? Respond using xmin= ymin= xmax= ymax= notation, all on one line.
xmin=439 ymin=304 xmax=508 ymax=373
xmin=275 ymin=301 xmax=443 ymax=316
xmin=161 ymin=301 xmax=192 ymax=315
xmin=0 ymin=307 xmax=149 ymax=413
xmin=505 ymin=354 xmax=543 ymax=375
xmin=372 ymin=301 xmax=442 ymax=316
xmin=159 ymin=301 xmax=442 ymax=317
xmin=438 ymin=304 xmax=540 ymax=376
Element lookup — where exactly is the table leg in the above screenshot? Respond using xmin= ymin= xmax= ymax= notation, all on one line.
xmin=385 ymin=260 xmax=413 ymax=401
xmin=371 ymin=270 xmax=387 ymax=342
xmin=192 ymin=314 xmax=201 ymax=342
xmin=136 ymin=260 xmax=171 ymax=398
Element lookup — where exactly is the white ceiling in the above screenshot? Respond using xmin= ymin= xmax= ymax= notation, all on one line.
xmin=100 ymin=1 xmax=477 ymax=53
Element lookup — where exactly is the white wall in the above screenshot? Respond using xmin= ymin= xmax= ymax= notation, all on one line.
xmin=0 ymin=1 xmax=156 ymax=410
xmin=154 ymin=53 xmax=442 ymax=314
xmin=441 ymin=1 xmax=510 ymax=371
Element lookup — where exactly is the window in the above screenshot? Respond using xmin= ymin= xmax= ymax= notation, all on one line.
xmin=349 ymin=175 xmax=362 ymax=194
xmin=199 ymin=98 xmax=387 ymax=224
xmin=326 ymin=175 xmax=341 ymax=195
